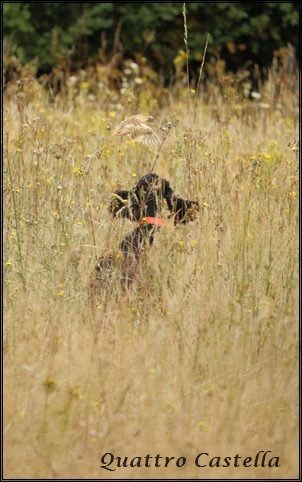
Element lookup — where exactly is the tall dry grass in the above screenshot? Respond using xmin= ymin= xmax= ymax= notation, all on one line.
xmin=3 ymin=63 xmax=299 ymax=478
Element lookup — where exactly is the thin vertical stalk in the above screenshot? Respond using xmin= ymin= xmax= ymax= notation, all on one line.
xmin=182 ymin=3 xmax=190 ymax=99
xmin=194 ymin=33 xmax=209 ymax=118
xmin=82 ymin=172 xmax=96 ymax=248
xmin=5 ymin=134 xmax=26 ymax=291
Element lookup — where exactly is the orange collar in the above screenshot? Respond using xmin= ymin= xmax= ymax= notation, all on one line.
xmin=141 ymin=217 xmax=164 ymax=226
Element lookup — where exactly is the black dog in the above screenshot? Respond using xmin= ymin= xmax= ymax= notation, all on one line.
xmin=92 ymin=173 xmax=199 ymax=289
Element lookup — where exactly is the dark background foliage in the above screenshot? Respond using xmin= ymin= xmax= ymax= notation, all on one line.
xmin=3 ymin=2 xmax=300 ymax=78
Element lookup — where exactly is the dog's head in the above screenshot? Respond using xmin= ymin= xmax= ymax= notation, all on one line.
xmin=108 ymin=174 xmax=200 ymax=225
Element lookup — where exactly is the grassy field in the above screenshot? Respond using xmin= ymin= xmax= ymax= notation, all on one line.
xmin=3 ymin=65 xmax=299 ymax=478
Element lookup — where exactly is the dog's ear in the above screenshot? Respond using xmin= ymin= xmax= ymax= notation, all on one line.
xmin=159 ymin=178 xmax=199 ymax=223
xmin=161 ymin=178 xmax=175 ymax=212
xmin=108 ymin=190 xmax=131 ymax=219
xmin=173 ymin=198 xmax=199 ymax=225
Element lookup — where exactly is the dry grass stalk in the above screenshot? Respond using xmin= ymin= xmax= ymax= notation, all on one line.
xmin=182 ymin=3 xmax=190 ymax=98
xmin=194 ymin=33 xmax=209 ymax=117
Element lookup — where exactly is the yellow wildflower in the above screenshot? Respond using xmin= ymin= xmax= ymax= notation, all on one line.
xmin=263 ymin=153 xmax=272 ymax=162
xmin=288 ymin=191 xmax=297 ymax=198
xmin=71 ymin=166 xmax=84 ymax=176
